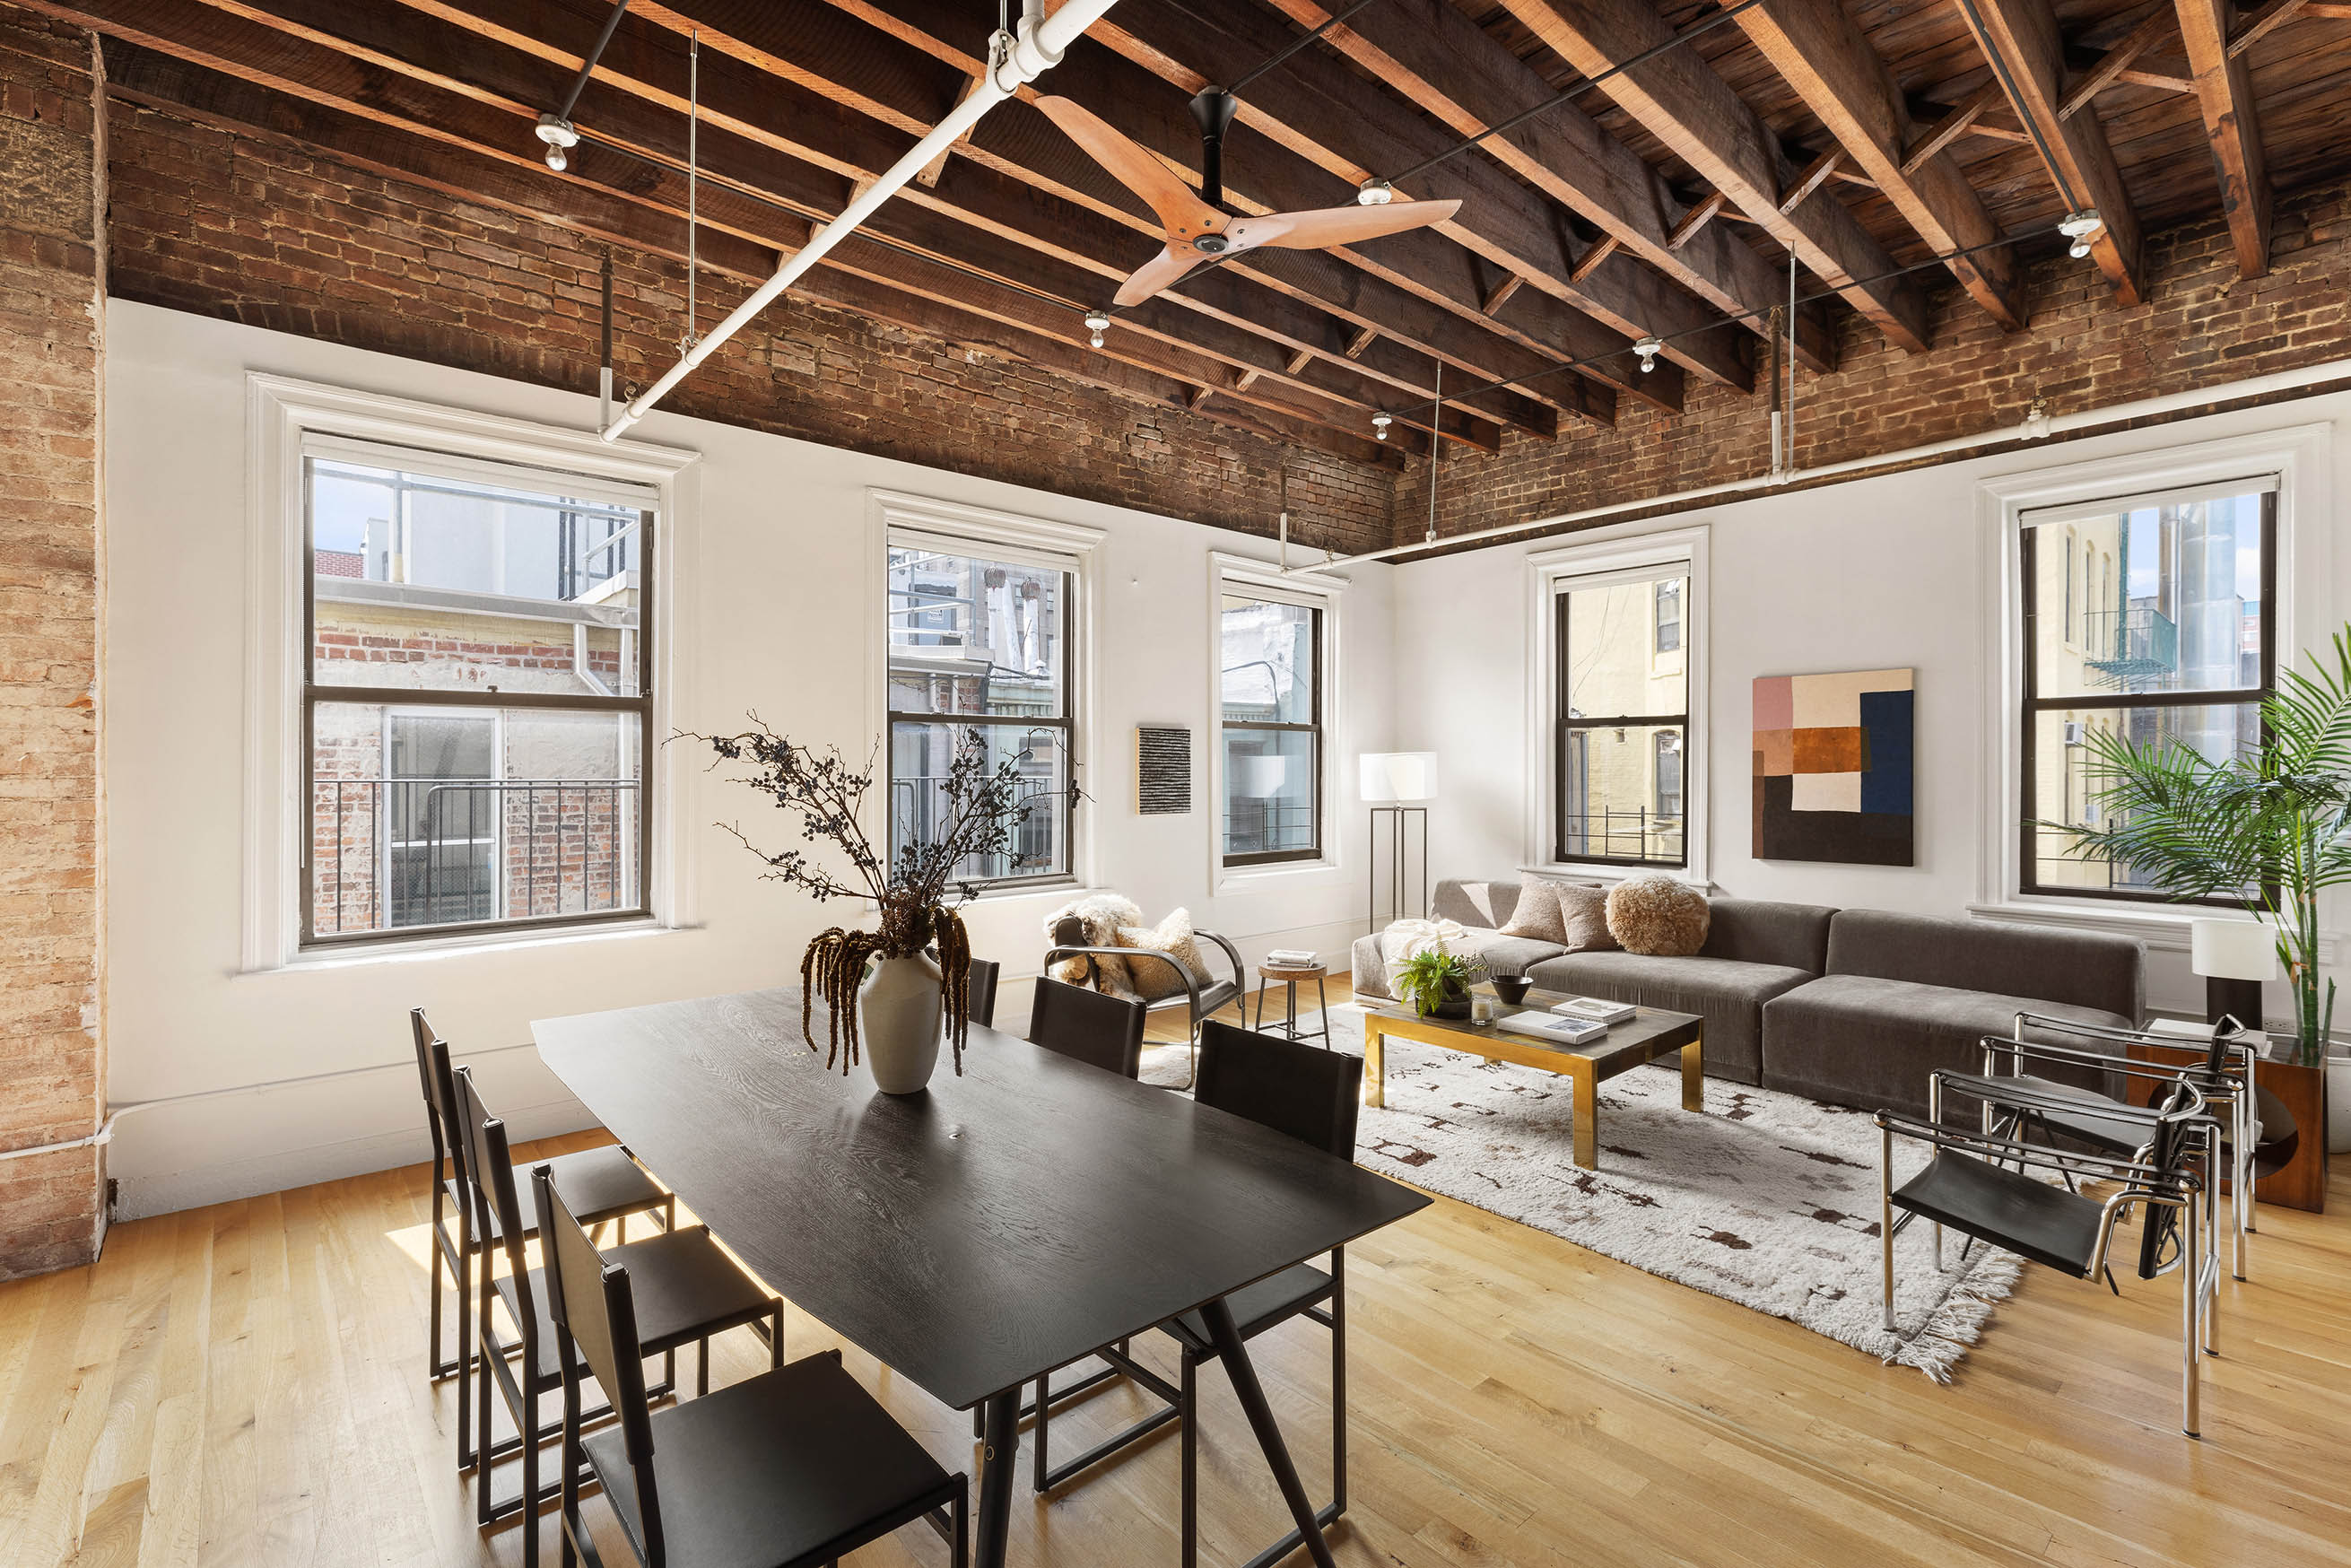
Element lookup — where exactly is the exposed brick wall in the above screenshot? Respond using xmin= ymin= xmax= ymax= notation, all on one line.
xmin=1401 ymin=177 xmax=2351 ymax=552
xmin=0 ymin=12 xmax=104 ymax=1279
xmin=98 ymin=100 xmax=1398 ymax=555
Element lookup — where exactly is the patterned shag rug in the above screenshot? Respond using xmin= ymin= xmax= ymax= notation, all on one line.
xmin=1144 ymin=1007 xmax=2023 ymax=1379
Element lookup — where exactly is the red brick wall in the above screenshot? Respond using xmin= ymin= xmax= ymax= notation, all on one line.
xmin=0 ymin=13 xmax=104 ymax=1279
xmin=1402 ymin=177 xmax=2351 ymax=551
xmin=99 ymin=100 xmax=1398 ymax=555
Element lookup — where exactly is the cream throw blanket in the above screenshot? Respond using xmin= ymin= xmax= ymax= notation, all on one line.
xmin=1379 ymin=917 xmax=1471 ymax=995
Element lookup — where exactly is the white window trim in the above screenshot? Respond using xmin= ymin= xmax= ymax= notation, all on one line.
xmin=242 ymin=374 xmax=701 ymax=972
xmin=866 ymin=489 xmax=1105 ymax=903
xmin=1209 ymin=552 xmax=1347 ymax=891
xmin=1971 ymin=421 xmax=2334 ymax=943
xmin=1523 ymin=527 xmax=1711 ymax=884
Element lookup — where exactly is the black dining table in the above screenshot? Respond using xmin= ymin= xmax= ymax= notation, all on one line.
xmin=533 ymin=985 xmax=1430 ymax=1568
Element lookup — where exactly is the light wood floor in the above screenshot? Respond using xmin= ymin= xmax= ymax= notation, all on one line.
xmin=6 ymin=990 xmax=2348 ymax=1567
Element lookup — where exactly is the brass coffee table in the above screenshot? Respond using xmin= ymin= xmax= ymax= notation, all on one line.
xmin=1361 ymin=990 xmax=1704 ymax=1170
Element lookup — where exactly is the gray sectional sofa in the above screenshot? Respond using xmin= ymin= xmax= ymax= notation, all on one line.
xmin=1352 ymin=878 xmax=2146 ymax=1119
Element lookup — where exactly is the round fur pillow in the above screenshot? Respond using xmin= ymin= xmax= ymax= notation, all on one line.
xmin=1604 ymin=875 xmax=1710 ymax=957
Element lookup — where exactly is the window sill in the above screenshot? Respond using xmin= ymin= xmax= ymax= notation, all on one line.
xmin=246 ymin=917 xmax=687 ymax=974
xmin=1215 ymin=857 xmax=1341 ymax=893
xmin=1964 ymin=899 xmax=2339 ymax=964
xmin=1524 ymin=862 xmax=1715 ymax=892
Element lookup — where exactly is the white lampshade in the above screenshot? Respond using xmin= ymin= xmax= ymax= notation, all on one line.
xmin=1233 ymin=754 xmax=1288 ymax=797
xmin=1358 ymin=752 xmax=1438 ymax=803
xmin=2190 ymin=918 xmax=2279 ymax=982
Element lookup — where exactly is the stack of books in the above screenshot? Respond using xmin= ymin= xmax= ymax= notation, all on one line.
xmin=1550 ymin=996 xmax=1637 ymax=1025
xmin=1265 ymin=948 xmax=1321 ymax=969
xmin=1496 ymin=1010 xmax=1607 ymax=1045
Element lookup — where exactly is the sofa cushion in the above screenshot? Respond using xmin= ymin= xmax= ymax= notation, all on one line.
xmin=1496 ymin=873 xmax=1568 ymax=942
xmin=1700 ymin=898 xmax=1834 ymax=972
xmin=1825 ymin=910 xmax=2144 ymax=1024
xmin=1432 ymin=878 xmax=1518 ymax=929
xmin=1524 ymin=951 xmax=1816 ymax=1086
xmin=1761 ymin=973 xmax=2130 ymax=1119
xmin=1350 ymin=927 xmax=1565 ymax=998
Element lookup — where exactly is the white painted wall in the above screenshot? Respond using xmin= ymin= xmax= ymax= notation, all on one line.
xmin=1391 ymin=394 xmax=2351 ymax=1021
xmin=103 ymin=301 xmax=1392 ymax=1218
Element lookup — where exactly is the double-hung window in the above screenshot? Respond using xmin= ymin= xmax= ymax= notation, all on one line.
xmin=304 ymin=448 xmax=654 ymax=945
xmin=884 ymin=539 xmax=1075 ymax=884
xmin=2018 ymin=478 xmax=2277 ymax=901
xmin=1554 ymin=563 xmax=1691 ymax=868
xmin=1220 ymin=593 xmax=1323 ymax=865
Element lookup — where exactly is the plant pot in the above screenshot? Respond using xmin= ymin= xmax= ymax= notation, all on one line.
xmin=2329 ymin=1050 xmax=2351 ymax=1155
xmin=1432 ymin=980 xmax=1474 ymax=1021
xmin=859 ymin=953 xmax=943 ymax=1095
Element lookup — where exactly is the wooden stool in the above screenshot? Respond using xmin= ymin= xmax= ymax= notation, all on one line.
xmin=1252 ymin=963 xmax=1332 ymax=1048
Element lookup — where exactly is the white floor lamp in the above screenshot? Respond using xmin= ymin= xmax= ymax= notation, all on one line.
xmin=1362 ymin=753 xmax=1436 ymax=936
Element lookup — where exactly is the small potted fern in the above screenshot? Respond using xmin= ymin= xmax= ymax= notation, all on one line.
xmin=1393 ymin=948 xmax=1483 ymax=1021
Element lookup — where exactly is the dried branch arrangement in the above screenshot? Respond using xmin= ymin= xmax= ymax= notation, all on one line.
xmin=684 ymin=716 xmax=1044 ymax=1075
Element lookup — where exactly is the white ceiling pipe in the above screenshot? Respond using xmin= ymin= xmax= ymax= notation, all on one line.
xmin=601 ymin=0 xmax=1124 ymax=441
xmin=1293 ymin=353 xmax=2351 ymax=573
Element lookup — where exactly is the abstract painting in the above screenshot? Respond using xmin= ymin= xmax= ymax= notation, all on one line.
xmin=1753 ymin=668 xmax=1914 ymax=865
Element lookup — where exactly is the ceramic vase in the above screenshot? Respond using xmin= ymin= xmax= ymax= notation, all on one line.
xmin=859 ymin=952 xmax=944 ymax=1094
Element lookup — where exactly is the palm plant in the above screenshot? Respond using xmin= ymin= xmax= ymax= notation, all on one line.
xmin=2050 ymin=627 xmax=2351 ymax=1067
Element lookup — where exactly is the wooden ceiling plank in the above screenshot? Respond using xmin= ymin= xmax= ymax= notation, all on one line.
xmin=1901 ymin=82 xmax=2004 ymax=173
xmin=1955 ymin=0 xmax=2148 ymax=305
xmin=1568 ymin=232 xmax=1621 ymax=283
xmin=55 ymin=3 xmax=1439 ymax=458
xmin=1480 ymin=271 xmax=1526 ymax=316
xmin=1084 ymin=0 xmax=1748 ymax=396
xmin=2173 ymin=0 xmax=2274 ymax=276
xmin=1493 ymin=0 xmax=1933 ymax=353
xmin=648 ymin=0 xmax=1618 ymax=423
xmin=1666 ymin=188 xmax=1728 ymax=248
xmin=2228 ymin=0 xmax=2313 ymax=56
xmin=1258 ymin=0 xmax=1815 ymax=375
xmin=2058 ymin=11 xmax=2177 ymax=118
xmin=1737 ymin=0 xmax=2025 ymax=331
xmin=912 ymin=73 xmax=980 ymax=187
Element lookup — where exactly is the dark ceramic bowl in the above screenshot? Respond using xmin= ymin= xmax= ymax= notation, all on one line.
xmin=1491 ymin=975 xmax=1533 ymax=1006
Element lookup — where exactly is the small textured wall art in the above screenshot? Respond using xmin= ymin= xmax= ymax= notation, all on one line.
xmin=1753 ymin=669 xmax=1914 ymax=866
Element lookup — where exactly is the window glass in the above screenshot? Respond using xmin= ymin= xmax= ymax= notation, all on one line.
xmin=1556 ymin=570 xmax=1690 ymax=867
xmin=1220 ymin=594 xmax=1321 ymax=864
xmin=1564 ymin=576 xmax=1686 ymax=719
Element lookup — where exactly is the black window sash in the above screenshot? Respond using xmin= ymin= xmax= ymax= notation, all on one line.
xmin=300 ymin=456 xmax=654 ymax=946
xmin=1553 ymin=583 xmax=1688 ymax=869
xmin=1222 ymin=602 xmax=1323 ymax=867
xmin=2016 ymin=488 xmax=2277 ymax=904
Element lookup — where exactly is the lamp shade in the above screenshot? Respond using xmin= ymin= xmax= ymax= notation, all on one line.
xmin=2190 ymin=918 xmax=2279 ymax=982
xmin=1359 ymin=752 xmax=1437 ymax=804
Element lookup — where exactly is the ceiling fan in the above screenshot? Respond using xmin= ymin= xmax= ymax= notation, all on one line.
xmin=1034 ymin=89 xmax=1459 ymax=308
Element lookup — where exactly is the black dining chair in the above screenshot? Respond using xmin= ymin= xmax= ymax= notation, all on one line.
xmin=1025 ymin=1020 xmax=1362 ymax=1568
xmin=411 ymin=1007 xmax=672 ymax=1470
xmin=1877 ymin=1076 xmax=2211 ymax=1435
xmin=1028 ymin=976 xmax=1148 ymax=1078
xmin=456 ymin=1067 xmax=785 ymax=1564
xmin=966 ymin=957 xmax=1001 ymax=1030
xmin=535 ymin=1163 xmax=970 ymax=1568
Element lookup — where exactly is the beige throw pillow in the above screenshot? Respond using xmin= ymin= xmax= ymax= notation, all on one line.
xmin=1497 ymin=874 xmax=1567 ymax=942
xmin=1116 ymin=908 xmax=1214 ymax=1002
xmin=1555 ymin=883 xmax=1619 ymax=952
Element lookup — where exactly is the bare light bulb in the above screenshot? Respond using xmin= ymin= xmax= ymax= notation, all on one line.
xmin=1633 ymin=336 xmax=1663 ymax=374
xmin=2022 ymin=397 xmax=2052 ymax=440
xmin=1372 ymin=412 xmax=1393 ymax=440
xmin=1084 ymin=309 xmax=1110 ymax=350
xmin=2058 ymin=210 xmax=2103 ymax=260
xmin=535 ymin=113 xmax=580 ymax=175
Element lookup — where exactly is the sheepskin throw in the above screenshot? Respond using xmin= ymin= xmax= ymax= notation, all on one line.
xmin=1043 ymin=893 xmax=1144 ymax=997
xmin=1116 ymin=908 xmax=1214 ymax=1001
xmin=1605 ymin=875 xmax=1710 ymax=956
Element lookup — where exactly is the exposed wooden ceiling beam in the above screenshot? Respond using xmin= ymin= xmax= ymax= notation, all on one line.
xmin=1900 ymin=82 xmax=2007 ymax=173
xmin=48 ymin=2 xmax=1460 ymax=457
xmin=2228 ymin=0 xmax=2313 ymax=57
xmin=1956 ymin=0 xmax=2147 ymax=306
xmin=1259 ymin=0 xmax=1821 ymax=374
xmin=385 ymin=0 xmax=1554 ymax=440
xmin=1666 ymin=189 xmax=1728 ymax=248
xmin=2173 ymin=0 xmax=2273 ymax=276
xmin=92 ymin=42 xmax=1412 ymax=465
xmin=1495 ymin=0 xmax=1932 ymax=354
xmin=1479 ymin=271 xmax=1525 ymax=317
xmin=1740 ymin=0 xmax=2024 ymax=331
xmin=664 ymin=0 xmax=1607 ymax=426
xmin=1084 ymin=0 xmax=1747 ymax=396
xmin=2058 ymin=11 xmax=2176 ymax=118
xmin=1569 ymin=233 xmax=1622 ymax=284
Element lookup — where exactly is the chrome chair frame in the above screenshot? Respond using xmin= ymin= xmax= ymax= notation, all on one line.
xmin=1961 ymin=1013 xmax=2258 ymax=1284
xmin=1876 ymin=1085 xmax=2210 ymax=1436
xmin=1043 ymin=927 xmax=1247 ymax=1089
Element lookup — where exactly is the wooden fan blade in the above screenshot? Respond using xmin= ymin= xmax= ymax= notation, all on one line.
xmin=1113 ymin=243 xmax=1206 ymax=307
xmin=1033 ymin=96 xmax=1225 ymax=240
xmin=1256 ymin=199 xmax=1462 ymax=249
